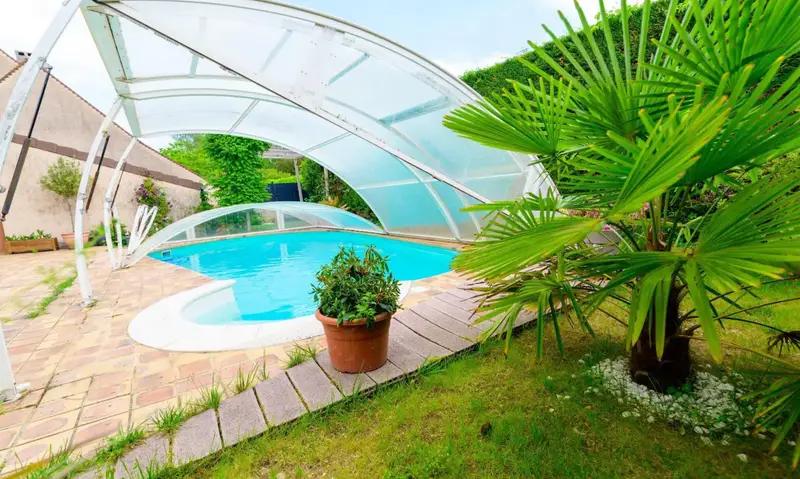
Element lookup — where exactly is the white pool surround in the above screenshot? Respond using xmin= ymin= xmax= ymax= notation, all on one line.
xmin=128 ymin=280 xmax=411 ymax=352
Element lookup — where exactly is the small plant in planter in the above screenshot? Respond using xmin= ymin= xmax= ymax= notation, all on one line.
xmin=40 ymin=157 xmax=90 ymax=248
xmin=312 ymin=246 xmax=400 ymax=373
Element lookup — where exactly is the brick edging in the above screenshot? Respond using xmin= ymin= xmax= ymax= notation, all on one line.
xmin=11 ymin=134 xmax=203 ymax=191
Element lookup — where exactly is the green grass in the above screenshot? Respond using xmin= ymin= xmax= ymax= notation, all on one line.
xmin=285 ymin=342 xmax=319 ymax=368
xmin=152 ymin=403 xmax=188 ymax=435
xmin=157 ymin=324 xmax=795 ymax=479
xmin=94 ymin=426 xmax=147 ymax=465
xmin=229 ymin=367 xmax=259 ymax=396
xmin=25 ymin=268 xmax=76 ymax=319
xmin=192 ymin=381 xmax=225 ymax=412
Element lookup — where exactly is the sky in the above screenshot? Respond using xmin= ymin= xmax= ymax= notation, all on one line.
xmin=0 ymin=0 xmax=625 ymax=149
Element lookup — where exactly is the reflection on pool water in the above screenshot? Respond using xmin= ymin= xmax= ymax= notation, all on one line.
xmin=149 ymin=231 xmax=456 ymax=322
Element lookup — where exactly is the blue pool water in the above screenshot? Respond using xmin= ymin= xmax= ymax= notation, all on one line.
xmin=149 ymin=231 xmax=456 ymax=322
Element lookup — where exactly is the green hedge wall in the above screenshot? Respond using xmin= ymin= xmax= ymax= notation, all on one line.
xmin=460 ymin=0 xmax=798 ymax=98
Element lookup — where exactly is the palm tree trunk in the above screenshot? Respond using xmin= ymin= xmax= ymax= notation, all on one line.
xmin=629 ymin=286 xmax=692 ymax=391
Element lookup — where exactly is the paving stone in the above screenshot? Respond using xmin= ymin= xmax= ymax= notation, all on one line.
xmin=445 ymin=287 xmax=480 ymax=300
xmin=389 ymin=321 xmax=450 ymax=358
xmin=255 ymin=372 xmax=307 ymax=426
xmin=513 ymin=310 xmax=536 ymax=328
xmin=395 ymin=310 xmax=474 ymax=352
xmin=365 ymin=359 xmax=405 ymax=385
xmin=434 ymin=292 xmax=480 ymax=312
xmin=315 ymin=350 xmax=376 ymax=396
xmin=426 ymin=297 xmax=490 ymax=331
xmin=172 ymin=410 xmax=222 ymax=466
xmin=285 ymin=360 xmax=342 ymax=412
xmin=115 ymin=434 xmax=169 ymax=479
xmin=411 ymin=303 xmax=482 ymax=340
xmin=386 ymin=339 xmax=426 ymax=373
xmin=218 ymin=389 xmax=267 ymax=447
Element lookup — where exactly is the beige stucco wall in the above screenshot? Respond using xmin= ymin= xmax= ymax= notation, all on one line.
xmin=0 ymin=51 xmax=204 ymax=240
xmin=1 ymin=144 xmax=199 ymax=239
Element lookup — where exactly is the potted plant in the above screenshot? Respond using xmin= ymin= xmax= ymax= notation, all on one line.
xmin=312 ymin=246 xmax=400 ymax=373
xmin=40 ymin=157 xmax=89 ymax=249
xmin=5 ymin=230 xmax=58 ymax=253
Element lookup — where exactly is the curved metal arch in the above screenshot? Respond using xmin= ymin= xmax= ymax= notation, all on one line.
xmin=124 ymin=201 xmax=385 ymax=267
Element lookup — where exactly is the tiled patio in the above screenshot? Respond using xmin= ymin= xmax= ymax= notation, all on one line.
xmin=0 ymin=244 xmax=466 ymax=474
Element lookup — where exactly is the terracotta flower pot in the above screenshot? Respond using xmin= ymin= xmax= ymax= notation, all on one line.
xmin=61 ymin=232 xmax=90 ymax=249
xmin=315 ymin=309 xmax=392 ymax=373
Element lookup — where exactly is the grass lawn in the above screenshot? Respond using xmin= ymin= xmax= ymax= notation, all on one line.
xmin=159 ymin=281 xmax=798 ymax=479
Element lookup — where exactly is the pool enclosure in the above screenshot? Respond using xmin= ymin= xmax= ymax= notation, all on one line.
xmin=127 ymin=201 xmax=385 ymax=267
xmin=0 ymin=0 xmax=556 ymax=306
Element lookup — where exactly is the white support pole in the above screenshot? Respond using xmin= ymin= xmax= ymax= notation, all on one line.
xmin=103 ymin=137 xmax=136 ymax=269
xmin=0 ymin=0 xmax=83 ymax=183
xmin=75 ymin=98 xmax=123 ymax=306
xmin=112 ymin=204 xmax=124 ymax=267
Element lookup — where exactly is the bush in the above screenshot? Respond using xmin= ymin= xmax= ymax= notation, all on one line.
xmin=40 ymin=157 xmax=85 ymax=224
xmin=88 ymin=219 xmax=128 ymax=247
xmin=311 ymin=246 xmax=400 ymax=326
xmin=134 ymin=178 xmax=172 ymax=232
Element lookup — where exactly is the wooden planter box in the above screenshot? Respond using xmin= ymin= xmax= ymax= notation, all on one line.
xmin=7 ymin=238 xmax=58 ymax=254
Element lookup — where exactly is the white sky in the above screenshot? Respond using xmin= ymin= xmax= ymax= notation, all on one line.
xmin=0 ymin=0 xmax=629 ymax=150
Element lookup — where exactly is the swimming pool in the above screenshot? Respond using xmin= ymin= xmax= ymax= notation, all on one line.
xmin=149 ymin=231 xmax=457 ymax=323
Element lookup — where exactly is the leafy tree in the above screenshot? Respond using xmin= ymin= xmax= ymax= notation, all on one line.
xmin=159 ymin=134 xmax=216 ymax=179
xmin=202 ymin=134 xmax=271 ymax=206
xmin=40 ymin=156 xmax=85 ymax=224
xmin=444 ymin=0 xmax=800 ymax=465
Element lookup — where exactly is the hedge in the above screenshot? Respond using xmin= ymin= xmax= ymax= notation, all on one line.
xmin=460 ymin=0 xmax=799 ymax=98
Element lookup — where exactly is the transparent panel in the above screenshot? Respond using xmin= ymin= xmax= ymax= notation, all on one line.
xmin=136 ymin=96 xmax=253 ymax=134
xmin=430 ymin=181 xmax=479 ymax=239
xmin=325 ymin=57 xmax=441 ymax=118
xmin=119 ymin=17 xmax=194 ymax=78
xmin=234 ymin=101 xmax=344 ymax=151
xmin=282 ymin=213 xmax=310 ymax=230
xmin=358 ymin=183 xmax=452 ymax=239
xmin=167 ymin=231 xmax=187 ymax=242
xmin=393 ymin=109 xmax=522 ymax=181
xmin=310 ymin=135 xmax=416 ymax=188
xmin=463 ymin=173 xmax=528 ymax=201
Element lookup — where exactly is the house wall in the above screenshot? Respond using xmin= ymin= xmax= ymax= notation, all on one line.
xmin=0 ymin=51 xmax=204 ymax=240
xmin=0 ymin=144 xmax=200 ymax=239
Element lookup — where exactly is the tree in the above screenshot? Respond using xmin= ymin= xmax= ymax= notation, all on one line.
xmin=159 ymin=134 xmax=216 ymax=179
xmin=444 ymin=0 xmax=800 ymax=465
xmin=40 ymin=156 xmax=84 ymax=224
xmin=202 ymin=134 xmax=271 ymax=206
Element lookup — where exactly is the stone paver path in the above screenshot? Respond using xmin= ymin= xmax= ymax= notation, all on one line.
xmin=71 ymin=287 xmax=533 ymax=478
xmin=0 ymin=245 xmax=466 ymax=475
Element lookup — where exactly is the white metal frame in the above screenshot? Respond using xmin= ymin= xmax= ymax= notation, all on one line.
xmin=103 ymin=137 xmax=137 ymax=268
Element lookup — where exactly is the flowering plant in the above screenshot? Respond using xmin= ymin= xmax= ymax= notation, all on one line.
xmin=134 ymin=178 xmax=172 ymax=232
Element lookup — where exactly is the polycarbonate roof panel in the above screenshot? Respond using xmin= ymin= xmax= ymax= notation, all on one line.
xmin=82 ymin=0 xmax=555 ymax=241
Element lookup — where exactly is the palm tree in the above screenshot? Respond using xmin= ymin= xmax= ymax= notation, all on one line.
xmin=444 ymin=0 xmax=800 ymax=464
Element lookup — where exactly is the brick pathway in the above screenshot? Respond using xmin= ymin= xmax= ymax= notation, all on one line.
xmin=0 ymin=246 xmax=466 ymax=475
xmin=72 ymin=286 xmax=531 ymax=478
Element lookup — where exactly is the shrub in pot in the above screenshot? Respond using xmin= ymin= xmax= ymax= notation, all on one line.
xmin=39 ymin=157 xmax=89 ymax=248
xmin=312 ymin=246 xmax=400 ymax=373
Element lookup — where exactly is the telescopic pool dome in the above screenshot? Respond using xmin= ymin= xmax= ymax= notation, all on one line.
xmin=0 ymin=0 xmax=557 ymax=306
